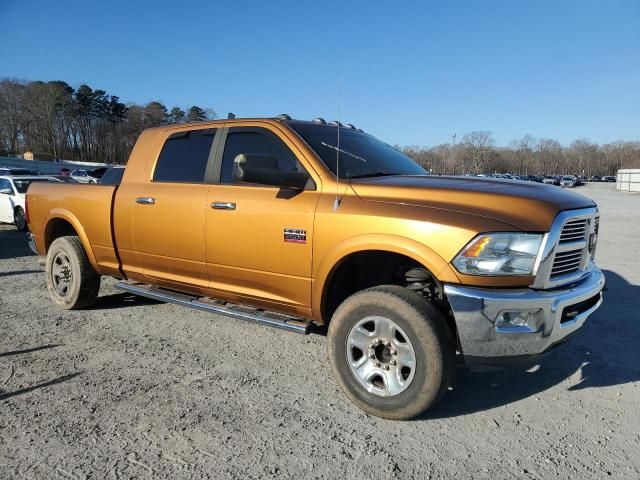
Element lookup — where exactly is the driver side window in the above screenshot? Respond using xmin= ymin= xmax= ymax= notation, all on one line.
xmin=220 ymin=129 xmax=303 ymax=185
xmin=0 ymin=179 xmax=13 ymax=194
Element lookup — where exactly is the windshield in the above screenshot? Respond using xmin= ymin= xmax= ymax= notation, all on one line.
xmin=13 ymin=178 xmax=58 ymax=193
xmin=289 ymin=123 xmax=427 ymax=179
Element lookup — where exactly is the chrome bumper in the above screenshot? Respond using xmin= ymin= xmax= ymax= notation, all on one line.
xmin=444 ymin=268 xmax=605 ymax=369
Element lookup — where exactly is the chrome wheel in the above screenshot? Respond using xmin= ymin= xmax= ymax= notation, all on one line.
xmin=346 ymin=315 xmax=416 ymax=397
xmin=51 ymin=252 xmax=73 ymax=296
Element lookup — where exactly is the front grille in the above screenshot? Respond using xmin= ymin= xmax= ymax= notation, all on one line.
xmin=532 ymin=207 xmax=599 ymax=289
xmin=559 ymin=218 xmax=588 ymax=243
xmin=551 ymin=249 xmax=583 ymax=277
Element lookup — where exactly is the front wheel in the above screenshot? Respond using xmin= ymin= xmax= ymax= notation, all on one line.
xmin=14 ymin=207 xmax=27 ymax=231
xmin=327 ymin=285 xmax=455 ymax=420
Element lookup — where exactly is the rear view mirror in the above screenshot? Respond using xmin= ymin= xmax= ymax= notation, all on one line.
xmin=0 ymin=188 xmax=12 ymax=195
xmin=233 ymin=154 xmax=309 ymax=190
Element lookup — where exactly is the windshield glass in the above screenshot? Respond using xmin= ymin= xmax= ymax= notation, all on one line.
xmin=289 ymin=123 xmax=426 ymax=179
xmin=13 ymin=178 xmax=57 ymax=193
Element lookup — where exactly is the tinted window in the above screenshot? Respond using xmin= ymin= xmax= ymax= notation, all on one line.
xmin=289 ymin=123 xmax=426 ymax=179
xmin=0 ymin=179 xmax=12 ymax=193
xmin=220 ymin=130 xmax=303 ymax=184
xmin=153 ymin=128 xmax=216 ymax=183
xmin=100 ymin=168 xmax=125 ymax=185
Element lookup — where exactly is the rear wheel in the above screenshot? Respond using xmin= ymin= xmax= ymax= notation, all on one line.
xmin=327 ymin=285 xmax=454 ymax=420
xmin=14 ymin=207 xmax=26 ymax=231
xmin=46 ymin=236 xmax=100 ymax=309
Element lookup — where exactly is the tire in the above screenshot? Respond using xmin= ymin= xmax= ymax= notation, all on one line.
xmin=327 ymin=285 xmax=454 ymax=420
xmin=46 ymin=236 xmax=100 ymax=309
xmin=14 ymin=207 xmax=27 ymax=231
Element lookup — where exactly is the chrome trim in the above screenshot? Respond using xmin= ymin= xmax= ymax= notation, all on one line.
xmin=211 ymin=201 xmax=236 ymax=210
xmin=531 ymin=207 xmax=599 ymax=289
xmin=135 ymin=197 xmax=155 ymax=205
xmin=115 ymin=282 xmax=310 ymax=334
xmin=444 ymin=268 xmax=605 ymax=359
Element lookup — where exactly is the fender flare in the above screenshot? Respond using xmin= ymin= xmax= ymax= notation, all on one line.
xmin=43 ymin=208 xmax=101 ymax=273
xmin=311 ymin=233 xmax=460 ymax=321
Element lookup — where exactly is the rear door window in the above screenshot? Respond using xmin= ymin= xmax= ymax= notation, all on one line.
xmin=153 ymin=128 xmax=217 ymax=183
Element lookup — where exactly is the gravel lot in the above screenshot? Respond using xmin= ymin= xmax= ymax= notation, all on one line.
xmin=1 ymin=182 xmax=639 ymax=479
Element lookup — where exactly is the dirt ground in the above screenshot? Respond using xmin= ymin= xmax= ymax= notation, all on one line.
xmin=0 ymin=182 xmax=639 ymax=479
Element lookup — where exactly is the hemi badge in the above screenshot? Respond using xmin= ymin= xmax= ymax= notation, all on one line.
xmin=284 ymin=228 xmax=307 ymax=244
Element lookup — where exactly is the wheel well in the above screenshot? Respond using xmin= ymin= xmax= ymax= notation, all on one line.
xmin=321 ymin=251 xmax=443 ymax=322
xmin=44 ymin=218 xmax=78 ymax=252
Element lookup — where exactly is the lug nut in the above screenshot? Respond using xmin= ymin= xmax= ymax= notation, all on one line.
xmin=375 ymin=362 xmax=381 ymax=368
xmin=370 ymin=353 xmax=376 ymax=359
xmin=385 ymin=340 xmax=391 ymax=347
xmin=369 ymin=343 xmax=376 ymax=349
xmin=390 ymin=360 xmax=397 ymax=366
xmin=384 ymin=365 xmax=390 ymax=370
xmin=390 ymin=349 xmax=397 ymax=355
xmin=376 ymin=338 xmax=383 ymax=344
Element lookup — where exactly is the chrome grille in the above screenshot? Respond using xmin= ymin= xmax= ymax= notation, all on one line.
xmin=551 ymin=249 xmax=583 ymax=277
xmin=559 ymin=218 xmax=588 ymax=243
xmin=532 ymin=207 xmax=599 ymax=289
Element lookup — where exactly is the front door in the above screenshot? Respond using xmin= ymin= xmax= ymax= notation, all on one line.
xmin=204 ymin=126 xmax=320 ymax=313
xmin=132 ymin=128 xmax=218 ymax=288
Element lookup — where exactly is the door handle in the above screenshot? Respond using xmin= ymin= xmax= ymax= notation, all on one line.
xmin=211 ymin=201 xmax=236 ymax=210
xmin=135 ymin=197 xmax=155 ymax=205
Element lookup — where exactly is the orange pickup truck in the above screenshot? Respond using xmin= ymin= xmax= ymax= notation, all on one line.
xmin=26 ymin=116 xmax=605 ymax=419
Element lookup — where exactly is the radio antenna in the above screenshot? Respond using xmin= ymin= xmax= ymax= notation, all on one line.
xmin=333 ymin=80 xmax=341 ymax=211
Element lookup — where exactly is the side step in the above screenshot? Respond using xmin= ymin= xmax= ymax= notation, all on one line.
xmin=115 ymin=282 xmax=311 ymax=334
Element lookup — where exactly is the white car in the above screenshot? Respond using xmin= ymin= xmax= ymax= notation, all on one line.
xmin=70 ymin=169 xmax=97 ymax=184
xmin=0 ymin=175 xmax=61 ymax=231
xmin=560 ymin=176 xmax=576 ymax=188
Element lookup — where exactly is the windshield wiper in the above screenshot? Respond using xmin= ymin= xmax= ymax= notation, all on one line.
xmin=348 ymin=171 xmax=399 ymax=179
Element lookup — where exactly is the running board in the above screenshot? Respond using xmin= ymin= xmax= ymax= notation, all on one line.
xmin=115 ymin=282 xmax=311 ymax=334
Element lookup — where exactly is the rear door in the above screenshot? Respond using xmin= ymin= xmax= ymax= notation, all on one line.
xmin=131 ymin=127 xmax=219 ymax=288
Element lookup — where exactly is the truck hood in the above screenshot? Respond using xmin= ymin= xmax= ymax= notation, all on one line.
xmin=350 ymin=175 xmax=595 ymax=231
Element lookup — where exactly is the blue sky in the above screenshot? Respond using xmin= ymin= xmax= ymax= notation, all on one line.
xmin=1 ymin=0 xmax=638 ymax=146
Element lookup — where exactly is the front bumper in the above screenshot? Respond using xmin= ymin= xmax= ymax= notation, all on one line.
xmin=444 ymin=268 xmax=605 ymax=370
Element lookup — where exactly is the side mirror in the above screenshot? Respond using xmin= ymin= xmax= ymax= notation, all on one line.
xmin=233 ymin=154 xmax=309 ymax=190
xmin=0 ymin=187 xmax=12 ymax=195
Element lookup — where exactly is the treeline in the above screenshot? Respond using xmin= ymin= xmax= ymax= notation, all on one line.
xmin=0 ymin=78 xmax=215 ymax=164
xmin=403 ymin=131 xmax=640 ymax=177
xmin=1 ymin=78 xmax=639 ymax=173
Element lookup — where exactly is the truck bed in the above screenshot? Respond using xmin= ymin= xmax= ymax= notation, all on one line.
xmin=27 ymin=182 xmax=121 ymax=277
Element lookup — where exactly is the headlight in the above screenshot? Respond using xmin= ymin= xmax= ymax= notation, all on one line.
xmin=452 ymin=233 xmax=544 ymax=276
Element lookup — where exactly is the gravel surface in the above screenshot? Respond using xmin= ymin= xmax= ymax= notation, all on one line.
xmin=1 ymin=182 xmax=639 ymax=479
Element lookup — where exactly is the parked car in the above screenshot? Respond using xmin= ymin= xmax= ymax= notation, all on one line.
xmin=26 ymin=116 xmax=605 ymax=420
xmin=70 ymin=169 xmax=98 ymax=183
xmin=98 ymin=166 xmax=125 ymax=186
xmin=603 ymin=176 xmax=616 ymax=182
xmin=560 ymin=176 xmax=576 ymax=188
xmin=0 ymin=175 xmax=61 ymax=230
xmin=543 ymin=175 xmax=560 ymax=185
xmin=59 ymin=167 xmax=71 ymax=176
xmin=589 ymin=175 xmax=602 ymax=182
xmin=50 ymin=175 xmax=80 ymax=183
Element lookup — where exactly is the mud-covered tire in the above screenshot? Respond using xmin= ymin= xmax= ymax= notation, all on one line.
xmin=14 ymin=207 xmax=27 ymax=231
xmin=327 ymin=285 xmax=455 ymax=420
xmin=46 ymin=236 xmax=100 ymax=309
